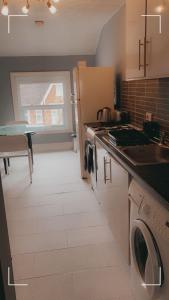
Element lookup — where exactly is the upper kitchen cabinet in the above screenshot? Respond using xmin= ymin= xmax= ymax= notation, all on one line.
xmin=126 ymin=0 xmax=147 ymax=79
xmin=146 ymin=0 xmax=169 ymax=78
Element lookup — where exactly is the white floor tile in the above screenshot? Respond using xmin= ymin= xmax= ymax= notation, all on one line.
xmin=63 ymin=190 xmax=100 ymax=214
xmin=8 ymin=211 xmax=107 ymax=237
xmin=11 ymin=230 xmax=67 ymax=254
xmin=12 ymin=253 xmax=36 ymax=280
xmin=64 ymin=211 xmax=107 ymax=230
xmin=8 ymin=219 xmax=37 ymax=236
xmin=67 ymin=226 xmax=113 ymax=247
xmin=73 ymin=267 xmax=134 ymax=300
xmin=13 ymin=242 xmax=124 ymax=280
xmin=7 ymin=202 xmax=64 ymax=221
xmin=15 ymin=273 xmax=75 ymax=300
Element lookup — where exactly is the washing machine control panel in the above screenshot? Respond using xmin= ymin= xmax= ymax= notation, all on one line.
xmin=140 ymin=200 xmax=169 ymax=239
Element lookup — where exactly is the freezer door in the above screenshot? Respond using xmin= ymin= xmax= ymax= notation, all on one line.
xmin=73 ymin=66 xmax=115 ymax=179
xmin=78 ymin=67 xmax=115 ymax=123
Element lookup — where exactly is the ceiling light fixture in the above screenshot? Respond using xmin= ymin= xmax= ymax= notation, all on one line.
xmin=155 ymin=4 xmax=165 ymax=13
xmin=47 ymin=1 xmax=57 ymax=14
xmin=1 ymin=0 xmax=9 ymax=16
xmin=1 ymin=0 xmax=58 ymax=16
xmin=155 ymin=0 xmax=166 ymax=13
xmin=22 ymin=0 xmax=30 ymax=14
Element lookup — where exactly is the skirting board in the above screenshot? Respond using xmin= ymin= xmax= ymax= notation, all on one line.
xmin=33 ymin=142 xmax=73 ymax=153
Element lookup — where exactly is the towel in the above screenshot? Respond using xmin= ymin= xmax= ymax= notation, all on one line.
xmin=84 ymin=141 xmax=94 ymax=174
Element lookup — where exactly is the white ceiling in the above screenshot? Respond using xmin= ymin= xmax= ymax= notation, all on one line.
xmin=0 ymin=0 xmax=124 ymax=56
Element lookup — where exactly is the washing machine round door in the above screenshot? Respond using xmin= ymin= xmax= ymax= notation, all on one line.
xmin=131 ymin=219 xmax=163 ymax=299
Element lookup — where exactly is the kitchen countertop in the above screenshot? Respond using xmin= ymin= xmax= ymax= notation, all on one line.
xmin=95 ymin=133 xmax=169 ymax=210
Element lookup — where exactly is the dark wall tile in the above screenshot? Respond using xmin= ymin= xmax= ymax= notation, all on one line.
xmin=121 ymin=78 xmax=169 ymax=134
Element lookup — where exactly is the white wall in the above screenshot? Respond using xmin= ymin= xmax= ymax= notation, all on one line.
xmin=96 ymin=4 xmax=125 ymax=75
xmin=96 ymin=5 xmax=125 ymax=109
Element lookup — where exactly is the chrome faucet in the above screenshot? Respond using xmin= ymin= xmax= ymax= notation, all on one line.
xmin=160 ymin=131 xmax=167 ymax=145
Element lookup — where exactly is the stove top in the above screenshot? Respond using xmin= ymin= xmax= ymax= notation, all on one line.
xmin=85 ymin=121 xmax=122 ymax=128
xmin=108 ymin=128 xmax=151 ymax=146
xmin=87 ymin=124 xmax=130 ymax=133
xmin=86 ymin=123 xmax=132 ymax=141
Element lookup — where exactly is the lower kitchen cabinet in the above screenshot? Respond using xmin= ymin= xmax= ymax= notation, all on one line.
xmin=95 ymin=141 xmax=130 ymax=263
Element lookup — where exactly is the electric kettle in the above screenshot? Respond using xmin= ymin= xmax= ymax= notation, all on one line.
xmin=97 ymin=107 xmax=112 ymax=122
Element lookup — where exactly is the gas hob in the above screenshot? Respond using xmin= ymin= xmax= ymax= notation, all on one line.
xmin=86 ymin=124 xmax=131 ymax=139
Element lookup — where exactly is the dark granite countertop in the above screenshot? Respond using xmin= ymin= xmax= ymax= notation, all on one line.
xmin=95 ymin=134 xmax=169 ymax=210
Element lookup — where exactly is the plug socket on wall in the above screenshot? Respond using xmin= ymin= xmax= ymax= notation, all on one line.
xmin=145 ymin=112 xmax=153 ymax=121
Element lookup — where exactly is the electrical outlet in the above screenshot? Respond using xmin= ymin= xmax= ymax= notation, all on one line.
xmin=145 ymin=112 xmax=153 ymax=121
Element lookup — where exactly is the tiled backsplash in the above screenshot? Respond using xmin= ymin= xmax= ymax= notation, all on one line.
xmin=121 ymin=78 xmax=169 ymax=135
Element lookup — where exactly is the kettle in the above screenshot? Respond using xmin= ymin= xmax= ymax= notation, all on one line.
xmin=97 ymin=107 xmax=112 ymax=122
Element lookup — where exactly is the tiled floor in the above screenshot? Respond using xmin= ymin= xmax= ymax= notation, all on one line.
xmin=2 ymin=151 xmax=135 ymax=300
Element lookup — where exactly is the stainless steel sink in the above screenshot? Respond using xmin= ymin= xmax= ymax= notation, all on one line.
xmin=120 ymin=144 xmax=169 ymax=166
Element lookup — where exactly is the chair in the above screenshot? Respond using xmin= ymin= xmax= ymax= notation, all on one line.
xmin=0 ymin=135 xmax=33 ymax=183
xmin=3 ymin=120 xmax=34 ymax=172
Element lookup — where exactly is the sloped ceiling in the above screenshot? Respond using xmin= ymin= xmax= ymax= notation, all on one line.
xmin=0 ymin=0 xmax=124 ymax=56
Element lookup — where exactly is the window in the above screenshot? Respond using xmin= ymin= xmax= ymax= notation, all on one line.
xmin=11 ymin=72 xmax=72 ymax=132
xmin=51 ymin=110 xmax=63 ymax=125
xmin=35 ymin=110 xmax=43 ymax=124
xmin=55 ymin=83 xmax=64 ymax=98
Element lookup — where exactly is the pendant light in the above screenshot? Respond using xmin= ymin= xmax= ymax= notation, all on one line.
xmin=47 ymin=1 xmax=57 ymax=14
xmin=22 ymin=0 xmax=30 ymax=14
xmin=1 ymin=0 xmax=59 ymax=16
xmin=1 ymin=0 xmax=9 ymax=16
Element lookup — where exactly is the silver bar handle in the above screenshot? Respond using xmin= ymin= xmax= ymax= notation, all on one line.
xmin=88 ymin=144 xmax=95 ymax=150
xmin=139 ymin=39 xmax=144 ymax=70
xmin=145 ymin=39 xmax=150 ymax=68
xmin=103 ymin=156 xmax=112 ymax=184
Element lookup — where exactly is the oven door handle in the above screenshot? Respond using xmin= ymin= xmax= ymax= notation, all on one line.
xmin=104 ymin=156 xmax=112 ymax=184
xmin=88 ymin=144 xmax=96 ymax=150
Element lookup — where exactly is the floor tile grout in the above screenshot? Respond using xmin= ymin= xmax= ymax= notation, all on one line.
xmin=11 ymin=238 xmax=114 ymax=256
xmin=14 ymin=265 xmax=123 ymax=282
xmin=11 ymin=241 xmax=116 ymax=258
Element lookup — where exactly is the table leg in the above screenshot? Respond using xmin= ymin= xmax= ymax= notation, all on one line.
xmin=7 ymin=158 xmax=10 ymax=167
xmin=3 ymin=158 xmax=8 ymax=175
xmin=26 ymin=133 xmax=34 ymax=164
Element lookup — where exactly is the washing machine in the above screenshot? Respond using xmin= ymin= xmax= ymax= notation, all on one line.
xmin=129 ymin=179 xmax=169 ymax=300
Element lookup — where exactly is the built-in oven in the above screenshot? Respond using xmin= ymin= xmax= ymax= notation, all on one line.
xmin=84 ymin=127 xmax=98 ymax=191
xmin=84 ymin=123 xmax=131 ymax=191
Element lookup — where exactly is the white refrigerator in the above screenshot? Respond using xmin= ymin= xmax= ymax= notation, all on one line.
xmin=73 ymin=65 xmax=115 ymax=178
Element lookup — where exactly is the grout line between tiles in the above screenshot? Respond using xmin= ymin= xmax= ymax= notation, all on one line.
xmin=11 ymin=240 xmax=115 ymax=257
xmin=14 ymin=266 xmax=120 ymax=282
xmin=8 ymin=223 xmax=108 ymax=238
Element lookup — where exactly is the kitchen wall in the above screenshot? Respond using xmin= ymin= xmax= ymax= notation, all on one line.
xmin=96 ymin=4 xmax=125 ymax=108
xmin=96 ymin=4 xmax=125 ymax=73
xmin=121 ymin=78 xmax=169 ymax=135
xmin=0 ymin=55 xmax=95 ymax=146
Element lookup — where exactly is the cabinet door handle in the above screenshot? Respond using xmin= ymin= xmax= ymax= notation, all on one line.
xmin=103 ymin=156 xmax=112 ymax=184
xmin=139 ymin=39 xmax=144 ymax=70
xmin=103 ymin=157 xmax=106 ymax=184
xmin=145 ymin=39 xmax=150 ymax=69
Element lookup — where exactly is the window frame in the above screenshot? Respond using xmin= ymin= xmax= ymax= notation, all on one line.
xmin=10 ymin=71 xmax=73 ymax=133
xmin=35 ymin=110 xmax=43 ymax=125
